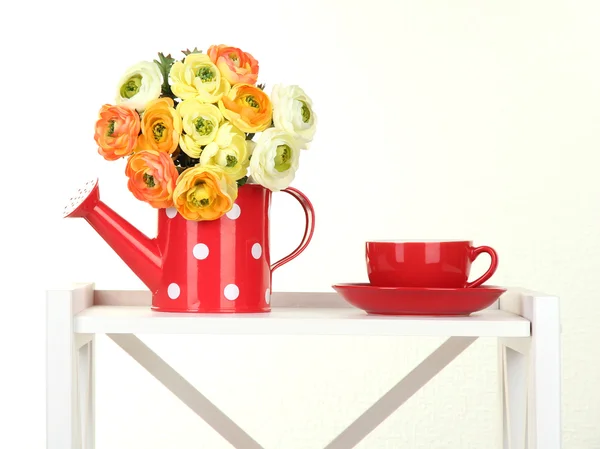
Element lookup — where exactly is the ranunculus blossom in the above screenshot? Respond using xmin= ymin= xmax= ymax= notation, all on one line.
xmin=115 ymin=61 xmax=163 ymax=112
xmin=208 ymin=44 xmax=259 ymax=85
xmin=271 ymin=84 xmax=317 ymax=148
xmin=125 ymin=150 xmax=179 ymax=208
xmin=94 ymin=104 xmax=141 ymax=161
xmin=177 ymin=98 xmax=223 ymax=158
xmin=136 ymin=97 xmax=182 ymax=154
xmin=173 ymin=165 xmax=238 ymax=221
xmin=169 ymin=53 xmax=230 ymax=103
xmin=219 ymin=84 xmax=272 ymax=133
xmin=200 ymin=123 xmax=250 ymax=181
xmin=249 ymin=128 xmax=300 ymax=191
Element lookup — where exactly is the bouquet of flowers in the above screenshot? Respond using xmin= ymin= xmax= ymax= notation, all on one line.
xmin=93 ymin=45 xmax=317 ymax=221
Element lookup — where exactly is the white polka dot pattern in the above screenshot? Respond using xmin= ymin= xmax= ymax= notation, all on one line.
xmin=224 ymin=284 xmax=239 ymax=300
xmin=166 ymin=207 xmax=177 ymax=218
xmin=167 ymin=283 xmax=180 ymax=299
xmin=251 ymin=243 xmax=262 ymax=259
xmin=193 ymin=243 xmax=209 ymax=260
xmin=265 ymin=289 xmax=271 ymax=305
xmin=226 ymin=203 xmax=241 ymax=220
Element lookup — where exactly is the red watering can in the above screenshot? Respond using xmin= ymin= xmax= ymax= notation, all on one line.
xmin=63 ymin=179 xmax=315 ymax=312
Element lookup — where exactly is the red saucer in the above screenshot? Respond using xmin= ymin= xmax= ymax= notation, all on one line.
xmin=332 ymin=283 xmax=507 ymax=316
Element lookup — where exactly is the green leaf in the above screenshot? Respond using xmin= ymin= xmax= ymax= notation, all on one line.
xmin=257 ymin=83 xmax=265 ymax=91
xmin=182 ymin=47 xmax=203 ymax=56
xmin=245 ymin=133 xmax=255 ymax=141
xmin=153 ymin=52 xmax=176 ymax=97
xmin=237 ymin=176 xmax=249 ymax=187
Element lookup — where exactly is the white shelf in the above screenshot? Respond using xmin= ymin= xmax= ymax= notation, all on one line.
xmin=74 ymin=305 xmax=529 ymax=337
xmin=48 ymin=284 xmax=561 ymax=449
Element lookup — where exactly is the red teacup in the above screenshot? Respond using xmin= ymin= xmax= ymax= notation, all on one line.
xmin=366 ymin=240 xmax=498 ymax=288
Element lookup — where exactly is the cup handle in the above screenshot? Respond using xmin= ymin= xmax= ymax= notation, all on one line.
xmin=465 ymin=246 xmax=499 ymax=288
xmin=271 ymin=187 xmax=316 ymax=273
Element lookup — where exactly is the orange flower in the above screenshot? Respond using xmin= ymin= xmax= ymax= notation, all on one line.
xmin=208 ymin=44 xmax=259 ymax=85
xmin=125 ymin=150 xmax=179 ymax=208
xmin=94 ymin=104 xmax=140 ymax=161
xmin=136 ymin=97 xmax=182 ymax=154
xmin=173 ymin=165 xmax=238 ymax=221
xmin=219 ymin=84 xmax=272 ymax=133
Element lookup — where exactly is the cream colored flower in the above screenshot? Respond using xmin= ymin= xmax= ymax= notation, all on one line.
xmin=249 ymin=128 xmax=300 ymax=191
xmin=169 ymin=53 xmax=230 ymax=103
xmin=271 ymin=84 xmax=317 ymax=148
xmin=115 ymin=61 xmax=163 ymax=112
xmin=200 ymin=123 xmax=250 ymax=181
xmin=177 ymin=98 xmax=223 ymax=159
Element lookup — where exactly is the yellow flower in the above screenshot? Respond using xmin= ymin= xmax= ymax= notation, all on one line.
xmin=169 ymin=53 xmax=230 ymax=103
xmin=173 ymin=164 xmax=238 ymax=221
xmin=200 ymin=123 xmax=250 ymax=181
xmin=219 ymin=83 xmax=272 ymax=133
xmin=176 ymin=98 xmax=222 ymax=158
xmin=136 ymin=97 xmax=182 ymax=154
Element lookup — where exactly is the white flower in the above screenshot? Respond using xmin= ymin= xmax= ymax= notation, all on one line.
xmin=115 ymin=61 xmax=163 ymax=112
xmin=249 ymin=128 xmax=300 ymax=191
xmin=271 ymin=84 xmax=317 ymax=148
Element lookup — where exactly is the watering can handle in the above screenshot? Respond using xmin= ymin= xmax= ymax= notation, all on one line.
xmin=270 ymin=187 xmax=316 ymax=273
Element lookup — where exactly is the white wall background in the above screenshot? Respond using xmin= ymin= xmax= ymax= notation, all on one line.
xmin=2 ymin=0 xmax=599 ymax=447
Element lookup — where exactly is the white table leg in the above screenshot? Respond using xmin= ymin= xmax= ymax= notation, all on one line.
xmin=77 ymin=337 xmax=95 ymax=449
xmin=500 ymin=291 xmax=562 ymax=449
xmin=47 ymin=284 xmax=94 ymax=449
xmin=527 ymin=295 xmax=562 ymax=449
xmin=499 ymin=340 xmax=528 ymax=449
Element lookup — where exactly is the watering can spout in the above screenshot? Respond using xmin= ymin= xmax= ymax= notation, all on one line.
xmin=63 ymin=178 xmax=162 ymax=292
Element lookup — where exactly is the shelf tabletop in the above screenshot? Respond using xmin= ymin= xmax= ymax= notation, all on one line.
xmin=74 ymin=303 xmax=530 ymax=337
